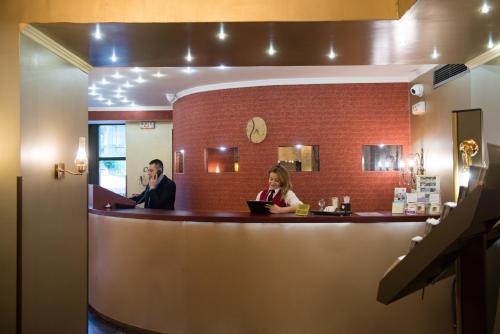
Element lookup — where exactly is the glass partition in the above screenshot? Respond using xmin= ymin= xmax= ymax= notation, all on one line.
xmin=278 ymin=145 xmax=320 ymax=172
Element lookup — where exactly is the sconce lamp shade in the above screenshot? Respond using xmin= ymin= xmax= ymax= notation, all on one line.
xmin=75 ymin=137 xmax=88 ymax=173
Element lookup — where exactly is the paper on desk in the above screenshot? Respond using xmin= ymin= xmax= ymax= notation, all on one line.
xmin=356 ymin=212 xmax=384 ymax=216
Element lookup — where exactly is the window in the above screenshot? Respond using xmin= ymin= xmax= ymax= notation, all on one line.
xmin=205 ymin=147 xmax=239 ymax=173
xmin=97 ymin=125 xmax=126 ymax=196
xmin=278 ymin=145 xmax=320 ymax=172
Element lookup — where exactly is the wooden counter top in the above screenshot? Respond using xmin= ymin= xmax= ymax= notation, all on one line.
xmin=88 ymin=208 xmax=438 ymax=223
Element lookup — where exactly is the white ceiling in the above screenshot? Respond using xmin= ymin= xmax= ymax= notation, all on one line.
xmin=88 ymin=65 xmax=436 ymax=110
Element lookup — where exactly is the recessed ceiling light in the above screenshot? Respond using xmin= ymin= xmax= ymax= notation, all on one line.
xmin=182 ymin=67 xmax=195 ymax=74
xmin=115 ymin=87 xmax=124 ymax=94
xmin=152 ymin=71 xmax=166 ymax=78
xmin=267 ymin=42 xmax=277 ymax=56
xmin=134 ymin=75 xmax=146 ymax=83
xmin=89 ymin=84 xmax=98 ymax=91
xmin=327 ymin=47 xmax=336 ymax=60
xmin=111 ymin=71 xmax=124 ymax=79
xmin=130 ymin=101 xmax=137 ymax=107
xmin=123 ymin=81 xmax=134 ymax=88
xmin=131 ymin=67 xmax=144 ymax=73
xmin=185 ymin=48 xmax=194 ymax=62
xmin=121 ymin=97 xmax=130 ymax=103
xmin=88 ymin=91 xmax=98 ymax=96
xmin=100 ymin=78 xmax=110 ymax=85
xmin=431 ymin=48 xmax=440 ymax=59
xmin=379 ymin=144 xmax=385 ymax=148
xmin=481 ymin=2 xmax=491 ymax=14
xmin=105 ymin=100 xmax=114 ymax=106
xmin=217 ymin=64 xmax=228 ymax=70
xmin=217 ymin=23 xmax=228 ymax=40
xmin=114 ymin=93 xmax=123 ymax=99
xmin=96 ymin=96 xmax=105 ymax=101
xmin=110 ymin=49 xmax=118 ymax=63
xmin=93 ymin=24 xmax=103 ymax=40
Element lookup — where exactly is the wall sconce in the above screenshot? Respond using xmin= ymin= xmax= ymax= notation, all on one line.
xmin=54 ymin=137 xmax=88 ymax=179
xmin=399 ymin=147 xmax=425 ymax=190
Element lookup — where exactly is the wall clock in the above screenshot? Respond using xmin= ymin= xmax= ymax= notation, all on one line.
xmin=246 ymin=117 xmax=267 ymax=143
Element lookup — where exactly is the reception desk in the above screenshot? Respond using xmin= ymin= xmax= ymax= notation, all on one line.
xmin=88 ymin=207 xmax=454 ymax=334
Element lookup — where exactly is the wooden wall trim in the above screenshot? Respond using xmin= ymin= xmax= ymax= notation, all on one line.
xmin=16 ymin=176 xmax=22 ymax=334
xmin=89 ymin=110 xmax=172 ymax=121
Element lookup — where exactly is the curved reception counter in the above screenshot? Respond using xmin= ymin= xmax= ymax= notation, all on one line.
xmin=89 ymin=208 xmax=453 ymax=334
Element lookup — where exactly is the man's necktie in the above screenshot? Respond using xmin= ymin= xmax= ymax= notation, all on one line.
xmin=267 ymin=189 xmax=275 ymax=202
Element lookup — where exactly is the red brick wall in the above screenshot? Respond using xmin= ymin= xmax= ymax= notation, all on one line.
xmin=173 ymin=84 xmax=410 ymax=212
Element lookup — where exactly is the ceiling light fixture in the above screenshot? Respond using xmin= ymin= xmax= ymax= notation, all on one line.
xmin=217 ymin=23 xmax=228 ymax=40
xmin=130 ymin=101 xmax=137 ymax=107
xmin=185 ymin=48 xmax=194 ymax=62
xmin=182 ymin=67 xmax=194 ymax=74
xmin=481 ymin=2 xmax=491 ymax=14
xmin=123 ymin=81 xmax=134 ymax=88
xmin=89 ymin=84 xmax=98 ymax=91
xmin=88 ymin=91 xmax=98 ymax=96
xmin=121 ymin=97 xmax=130 ymax=103
xmin=217 ymin=64 xmax=228 ymax=70
xmin=110 ymin=49 xmax=118 ymax=63
xmin=96 ymin=96 xmax=105 ymax=101
xmin=131 ymin=67 xmax=144 ymax=73
xmin=267 ymin=42 xmax=277 ymax=56
xmin=114 ymin=93 xmax=123 ymax=99
xmin=327 ymin=47 xmax=336 ymax=60
xmin=115 ymin=87 xmax=124 ymax=94
xmin=152 ymin=71 xmax=166 ymax=78
xmin=93 ymin=24 xmax=103 ymax=40
xmin=431 ymin=48 xmax=440 ymax=59
xmin=111 ymin=71 xmax=124 ymax=79
xmin=100 ymin=78 xmax=110 ymax=85
xmin=134 ymin=75 xmax=146 ymax=83
xmin=105 ymin=100 xmax=114 ymax=106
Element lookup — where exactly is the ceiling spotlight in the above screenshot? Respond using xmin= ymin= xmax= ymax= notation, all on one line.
xmin=93 ymin=24 xmax=103 ymax=40
xmin=114 ymin=93 xmax=123 ymax=99
xmin=100 ymin=78 xmax=110 ymax=85
xmin=105 ymin=100 xmax=114 ymax=106
xmin=110 ymin=49 xmax=118 ymax=63
xmin=131 ymin=67 xmax=144 ymax=73
xmin=121 ymin=97 xmax=130 ymax=103
xmin=88 ymin=91 xmax=98 ymax=96
xmin=481 ymin=2 xmax=491 ymax=14
xmin=115 ymin=87 xmax=124 ymax=93
xmin=111 ymin=71 xmax=124 ymax=79
xmin=185 ymin=48 xmax=194 ymax=62
xmin=130 ymin=101 xmax=137 ymax=107
xmin=123 ymin=81 xmax=134 ymax=88
xmin=327 ymin=47 xmax=336 ymax=60
xmin=182 ymin=67 xmax=194 ymax=74
xmin=89 ymin=84 xmax=98 ymax=91
xmin=431 ymin=48 xmax=440 ymax=59
xmin=217 ymin=23 xmax=228 ymax=40
xmin=267 ymin=42 xmax=277 ymax=56
xmin=134 ymin=75 xmax=146 ymax=83
xmin=152 ymin=71 xmax=166 ymax=78
xmin=96 ymin=95 xmax=105 ymax=101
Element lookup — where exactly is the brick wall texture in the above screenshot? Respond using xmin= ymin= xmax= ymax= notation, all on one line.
xmin=173 ymin=83 xmax=410 ymax=212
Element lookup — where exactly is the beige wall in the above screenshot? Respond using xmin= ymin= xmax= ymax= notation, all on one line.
xmin=126 ymin=122 xmax=173 ymax=197
xmin=409 ymin=69 xmax=471 ymax=203
xmin=19 ymin=35 xmax=88 ymax=334
xmin=0 ymin=16 xmax=21 ymax=334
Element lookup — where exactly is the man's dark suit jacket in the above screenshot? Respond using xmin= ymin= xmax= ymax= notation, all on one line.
xmin=131 ymin=175 xmax=176 ymax=210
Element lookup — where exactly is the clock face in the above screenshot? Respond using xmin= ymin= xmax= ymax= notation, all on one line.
xmin=246 ymin=117 xmax=267 ymax=143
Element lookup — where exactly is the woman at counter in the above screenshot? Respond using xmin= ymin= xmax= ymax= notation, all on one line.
xmin=256 ymin=164 xmax=303 ymax=213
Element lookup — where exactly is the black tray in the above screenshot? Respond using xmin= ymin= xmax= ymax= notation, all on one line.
xmin=310 ymin=210 xmax=352 ymax=216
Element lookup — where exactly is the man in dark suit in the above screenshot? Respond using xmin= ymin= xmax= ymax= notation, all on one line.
xmin=130 ymin=159 xmax=176 ymax=210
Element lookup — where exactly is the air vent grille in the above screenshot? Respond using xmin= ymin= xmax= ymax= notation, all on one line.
xmin=433 ymin=64 xmax=469 ymax=88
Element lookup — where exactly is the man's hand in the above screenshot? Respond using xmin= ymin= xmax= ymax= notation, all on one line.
xmin=149 ymin=173 xmax=158 ymax=189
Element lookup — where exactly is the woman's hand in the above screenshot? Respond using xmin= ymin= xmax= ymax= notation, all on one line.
xmin=266 ymin=204 xmax=284 ymax=213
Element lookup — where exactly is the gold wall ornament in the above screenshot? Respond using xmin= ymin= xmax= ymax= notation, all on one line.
xmin=459 ymin=139 xmax=479 ymax=169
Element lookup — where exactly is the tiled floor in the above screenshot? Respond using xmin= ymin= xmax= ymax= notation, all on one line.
xmin=88 ymin=310 xmax=127 ymax=334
